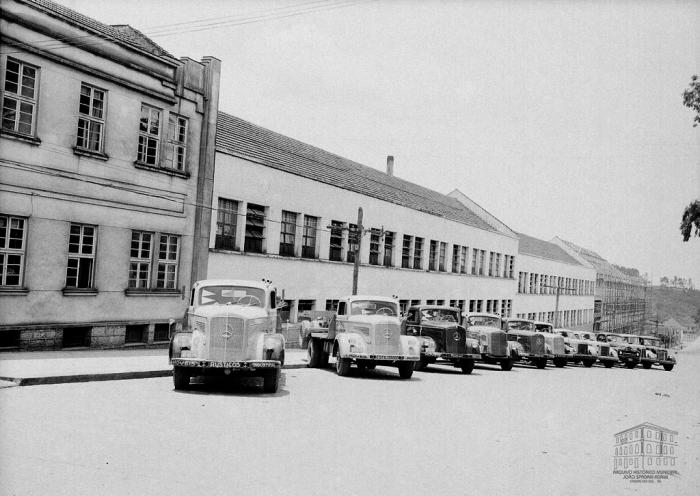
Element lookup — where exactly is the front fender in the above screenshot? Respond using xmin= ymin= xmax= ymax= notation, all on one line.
xmin=335 ymin=333 xmax=355 ymax=357
xmin=169 ymin=332 xmax=192 ymax=364
xmin=400 ymin=336 xmax=420 ymax=358
xmin=508 ymin=341 xmax=524 ymax=357
xmin=264 ymin=334 xmax=286 ymax=361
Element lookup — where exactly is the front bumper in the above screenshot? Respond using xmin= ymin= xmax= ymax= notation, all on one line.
xmin=422 ymin=351 xmax=481 ymax=361
xmin=172 ymin=358 xmax=281 ymax=370
xmin=347 ymin=353 xmax=419 ymax=361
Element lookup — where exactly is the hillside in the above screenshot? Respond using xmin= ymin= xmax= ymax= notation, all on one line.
xmin=650 ymin=286 xmax=700 ymax=330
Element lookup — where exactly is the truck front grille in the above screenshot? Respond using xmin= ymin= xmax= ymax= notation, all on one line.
xmin=372 ymin=323 xmax=401 ymax=355
xmin=209 ymin=316 xmax=246 ymax=361
xmin=489 ymin=332 xmax=508 ymax=356
xmin=657 ymin=349 xmax=667 ymax=361
xmin=577 ymin=343 xmax=589 ymax=355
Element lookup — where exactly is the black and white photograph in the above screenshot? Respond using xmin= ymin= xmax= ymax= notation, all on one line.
xmin=0 ymin=0 xmax=699 ymax=494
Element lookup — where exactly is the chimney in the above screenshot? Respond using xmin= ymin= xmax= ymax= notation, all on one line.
xmin=386 ymin=155 xmax=394 ymax=176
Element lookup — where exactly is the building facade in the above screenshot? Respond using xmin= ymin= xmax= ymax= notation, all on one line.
xmin=614 ymin=422 xmax=678 ymax=471
xmin=512 ymin=233 xmax=596 ymax=330
xmin=0 ymin=0 xmax=220 ymax=349
xmin=554 ymin=238 xmax=649 ymax=334
xmin=209 ymin=113 xmax=519 ymax=324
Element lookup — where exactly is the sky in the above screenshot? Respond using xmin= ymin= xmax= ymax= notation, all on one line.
xmin=64 ymin=0 xmax=700 ymax=286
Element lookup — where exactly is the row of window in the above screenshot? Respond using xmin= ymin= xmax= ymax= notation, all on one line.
xmin=617 ymin=429 xmax=674 ymax=443
xmin=614 ymin=457 xmax=675 ymax=468
xmin=517 ymin=272 xmax=594 ymax=296
xmin=2 ymin=57 xmax=188 ymax=172
xmin=515 ymin=309 xmax=594 ymax=326
xmin=0 ymin=214 xmax=180 ymax=290
xmin=616 ymin=445 xmax=674 ymax=456
xmin=215 ymin=197 xmax=516 ymax=277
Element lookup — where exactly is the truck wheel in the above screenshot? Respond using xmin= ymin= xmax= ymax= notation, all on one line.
xmin=582 ymin=359 xmax=595 ymax=368
xmin=553 ymin=358 xmax=567 ymax=368
xmin=336 ymin=354 xmax=351 ymax=376
xmin=263 ymin=369 xmax=280 ymax=393
xmin=603 ymin=360 xmax=614 ymax=368
xmin=500 ymin=358 xmax=514 ymax=371
xmin=534 ymin=358 xmax=547 ymax=369
xmin=642 ymin=362 xmax=652 ymax=369
xmin=460 ymin=359 xmax=475 ymax=375
xmin=625 ymin=361 xmax=637 ymax=369
xmin=662 ymin=364 xmax=674 ymax=371
xmin=319 ymin=351 xmax=330 ymax=368
xmin=398 ymin=362 xmax=414 ymax=379
xmin=173 ymin=366 xmax=190 ymax=390
xmin=414 ymin=357 xmax=429 ymax=371
xmin=307 ymin=339 xmax=321 ymax=368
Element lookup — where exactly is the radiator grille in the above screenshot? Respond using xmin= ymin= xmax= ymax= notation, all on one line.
xmin=372 ymin=323 xmax=401 ymax=355
xmin=209 ymin=316 xmax=246 ymax=361
xmin=489 ymin=332 xmax=508 ymax=356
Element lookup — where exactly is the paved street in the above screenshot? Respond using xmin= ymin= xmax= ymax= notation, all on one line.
xmin=1 ymin=344 xmax=699 ymax=496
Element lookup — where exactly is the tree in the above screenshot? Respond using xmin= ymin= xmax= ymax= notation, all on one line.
xmin=660 ymin=276 xmax=669 ymax=287
xmin=681 ymin=78 xmax=700 ymax=241
xmin=683 ymin=75 xmax=700 ymax=127
xmin=681 ymin=200 xmax=700 ymax=241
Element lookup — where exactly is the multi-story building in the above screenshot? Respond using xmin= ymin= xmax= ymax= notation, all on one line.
xmin=210 ymin=113 xmax=519 ymax=323
xmin=553 ymin=238 xmax=648 ymax=334
xmin=512 ymin=233 xmax=596 ymax=330
xmin=0 ymin=0 xmax=220 ymax=349
xmin=614 ymin=422 xmax=678 ymax=471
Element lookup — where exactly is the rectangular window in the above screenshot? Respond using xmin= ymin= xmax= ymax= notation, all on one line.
xmin=156 ymin=234 xmax=179 ymax=289
xmin=128 ymin=231 xmax=152 ymax=288
xmin=302 ymin=215 xmax=318 ymax=258
xmin=329 ymin=221 xmax=344 ymax=262
xmin=428 ymin=240 xmax=438 ymax=271
xmin=347 ymin=223 xmax=358 ymax=263
xmin=0 ymin=215 xmax=26 ymax=286
xmin=76 ymin=83 xmax=105 ymax=152
xmin=469 ymin=300 xmax=476 ymax=312
xmin=137 ymin=104 xmax=161 ymax=165
xmin=325 ymin=299 xmax=339 ymax=311
xmin=479 ymin=250 xmax=486 ymax=275
xmin=279 ymin=210 xmax=297 ymax=257
xmin=298 ymin=299 xmax=315 ymax=312
xmin=452 ymin=245 xmax=460 ymax=273
xmin=460 ymin=246 xmax=467 ymax=274
xmin=488 ymin=252 xmax=495 ymax=276
xmin=471 ymin=249 xmax=478 ymax=275
xmin=164 ymin=114 xmax=187 ymax=171
xmin=495 ymin=253 xmax=501 ymax=277
xmin=66 ymin=223 xmax=96 ymax=289
xmin=413 ymin=237 xmax=423 ymax=269
xmin=369 ymin=229 xmax=380 ymax=265
xmin=383 ymin=231 xmax=394 ymax=267
xmin=215 ymin=198 xmax=238 ymax=250
xmin=439 ymin=242 xmax=446 ymax=271
xmin=244 ymin=203 xmax=265 ymax=253
xmin=2 ymin=58 xmax=38 ymax=135
xmin=401 ymin=235 xmax=412 ymax=269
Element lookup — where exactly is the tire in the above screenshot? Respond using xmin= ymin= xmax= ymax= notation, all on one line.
xmin=319 ymin=351 xmax=330 ymax=368
xmin=398 ymin=362 xmax=414 ymax=379
xmin=263 ymin=369 xmax=280 ymax=393
xmin=460 ymin=359 xmax=475 ymax=375
xmin=534 ymin=358 xmax=547 ymax=369
xmin=582 ymin=359 xmax=595 ymax=368
xmin=625 ymin=361 xmax=637 ymax=369
xmin=307 ymin=339 xmax=321 ymax=368
xmin=500 ymin=358 xmax=514 ymax=371
xmin=662 ymin=364 xmax=674 ymax=371
xmin=278 ymin=350 xmax=285 ymax=368
xmin=173 ymin=366 xmax=190 ymax=390
xmin=603 ymin=360 xmax=614 ymax=368
xmin=553 ymin=358 xmax=567 ymax=368
xmin=642 ymin=361 xmax=652 ymax=369
xmin=414 ymin=357 xmax=430 ymax=371
xmin=335 ymin=352 xmax=351 ymax=376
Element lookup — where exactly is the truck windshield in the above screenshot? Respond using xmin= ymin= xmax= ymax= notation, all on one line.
xmin=605 ymin=334 xmax=624 ymax=343
xmin=506 ymin=321 xmax=534 ymax=331
xmin=350 ymin=300 xmax=397 ymax=316
xmin=535 ymin=324 xmax=553 ymax=333
xmin=199 ymin=286 xmax=265 ymax=307
xmin=467 ymin=316 xmax=501 ymax=328
xmin=421 ymin=309 xmax=458 ymax=322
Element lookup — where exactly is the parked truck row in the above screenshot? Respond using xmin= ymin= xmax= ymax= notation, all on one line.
xmin=169 ymin=279 xmax=677 ymax=393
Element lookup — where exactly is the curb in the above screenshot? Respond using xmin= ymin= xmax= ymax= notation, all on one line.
xmin=0 ymin=362 xmax=309 ymax=387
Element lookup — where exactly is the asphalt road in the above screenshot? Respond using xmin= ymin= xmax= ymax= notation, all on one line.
xmin=1 ymin=346 xmax=699 ymax=496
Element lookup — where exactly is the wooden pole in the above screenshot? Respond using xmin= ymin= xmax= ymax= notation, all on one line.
xmin=352 ymin=207 xmax=363 ymax=295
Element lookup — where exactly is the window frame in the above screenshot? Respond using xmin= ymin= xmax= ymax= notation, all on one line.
xmin=156 ymin=233 xmax=180 ymax=290
xmin=301 ymin=215 xmax=318 ymax=259
xmin=1 ymin=58 xmax=39 ymax=137
xmin=0 ymin=215 xmax=27 ymax=287
xmin=244 ymin=203 xmax=266 ymax=254
xmin=215 ymin=197 xmax=238 ymax=250
xmin=75 ymin=82 xmax=106 ymax=154
xmin=65 ymin=223 xmax=97 ymax=290
xmin=279 ymin=210 xmax=297 ymax=257
xmin=164 ymin=113 xmax=188 ymax=171
xmin=137 ymin=104 xmax=161 ymax=166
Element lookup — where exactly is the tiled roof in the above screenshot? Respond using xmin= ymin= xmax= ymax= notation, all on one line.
xmin=557 ymin=238 xmax=645 ymax=283
xmin=215 ymin=112 xmax=497 ymax=232
xmin=516 ymin=232 xmax=582 ymax=266
xmin=27 ymin=0 xmax=173 ymax=58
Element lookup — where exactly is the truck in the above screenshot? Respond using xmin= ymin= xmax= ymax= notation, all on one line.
xmin=553 ymin=328 xmax=601 ymax=368
xmin=169 ymin=279 xmax=286 ymax=393
xmin=304 ymin=295 xmax=420 ymax=378
xmin=596 ymin=332 xmax=641 ymax=369
xmin=462 ymin=312 xmax=513 ymax=371
xmin=402 ymin=305 xmax=481 ymax=374
xmin=533 ymin=321 xmax=567 ymax=368
xmin=501 ymin=318 xmax=548 ymax=369
xmin=637 ymin=335 xmax=676 ymax=371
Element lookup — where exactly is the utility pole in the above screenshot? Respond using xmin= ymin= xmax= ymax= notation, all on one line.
xmin=352 ymin=207 xmax=363 ymax=295
xmin=541 ymin=281 xmax=571 ymax=328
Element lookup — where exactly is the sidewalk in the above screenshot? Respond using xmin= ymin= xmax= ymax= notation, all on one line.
xmin=0 ymin=347 xmax=308 ymax=387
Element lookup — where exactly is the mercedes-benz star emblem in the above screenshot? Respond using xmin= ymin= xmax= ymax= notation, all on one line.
xmin=453 ymin=331 xmax=461 ymax=341
xmin=383 ymin=329 xmax=392 ymax=340
xmin=222 ymin=326 xmax=233 ymax=339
